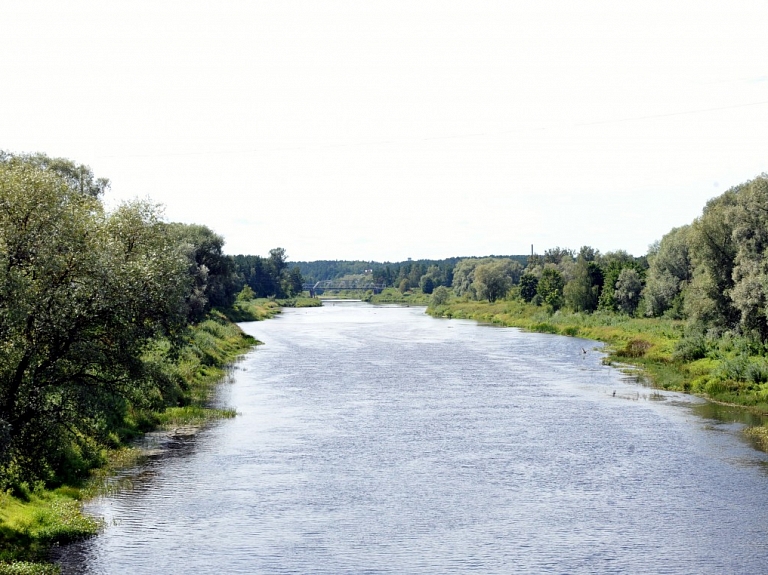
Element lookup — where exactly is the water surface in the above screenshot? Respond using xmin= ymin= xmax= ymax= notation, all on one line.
xmin=57 ymin=303 xmax=768 ymax=574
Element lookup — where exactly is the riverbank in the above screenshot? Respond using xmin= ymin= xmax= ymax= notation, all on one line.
xmin=0 ymin=310 xmax=265 ymax=573
xmin=365 ymin=288 xmax=431 ymax=305
xmin=428 ymin=299 xmax=768 ymax=445
xmin=223 ymin=296 xmax=321 ymax=322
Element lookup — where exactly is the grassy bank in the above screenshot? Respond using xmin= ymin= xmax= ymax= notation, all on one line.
xmin=223 ymin=296 xmax=321 ymax=322
xmin=0 ymin=312 xmax=260 ymax=573
xmin=365 ymin=288 xmax=431 ymax=305
xmin=428 ymin=299 xmax=768 ymax=418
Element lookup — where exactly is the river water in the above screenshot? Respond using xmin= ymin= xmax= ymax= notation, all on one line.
xmin=56 ymin=303 xmax=768 ymax=574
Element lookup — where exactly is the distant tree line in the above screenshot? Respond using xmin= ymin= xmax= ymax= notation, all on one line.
xmin=295 ymin=255 xmax=529 ymax=294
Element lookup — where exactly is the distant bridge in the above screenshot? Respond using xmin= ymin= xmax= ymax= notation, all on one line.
xmin=303 ymin=280 xmax=387 ymax=297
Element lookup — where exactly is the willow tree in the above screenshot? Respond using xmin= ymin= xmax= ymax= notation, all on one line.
xmin=0 ymin=157 xmax=189 ymax=484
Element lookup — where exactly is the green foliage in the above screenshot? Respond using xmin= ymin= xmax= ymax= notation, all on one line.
xmin=236 ymin=285 xmax=256 ymax=302
xmin=0 ymin=158 xmax=193 ymax=486
xmin=519 ymin=274 xmax=538 ymax=302
xmin=0 ymin=561 xmax=60 ymax=574
xmin=672 ymin=333 xmax=708 ymax=361
xmin=0 ymin=151 xmax=108 ymax=198
xmin=598 ymin=259 xmax=645 ymax=312
xmin=537 ymin=267 xmax=564 ymax=310
xmin=430 ymin=285 xmax=451 ymax=307
xmin=0 ymin=488 xmax=100 ymax=568
xmin=453 ymin=258 xmax=522 ymax=301
xmin=419 ymin=275 xmax=435 ymax=294
xmin=231 ymin=248 xmax=302 ymax=299
xmin=564 ymin=257 xmax=602 ymax=312
xmin=473 ymin=261 xmax=520 ymax=302
xmin=644 ymin=226 xmax=692 ymax=317
xmin=167 ymin=223 xmax=238 ymax=321
xmin=614 ymin=268 xmax=643 ymax=315
xmin=367 ymin=287 xmax=431 ymax=305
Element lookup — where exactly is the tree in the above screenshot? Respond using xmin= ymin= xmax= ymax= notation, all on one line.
xmin=472 ymin=260 xmax=521 ymax=302
xmin=0 ymin=159 xmax=189 ymax=483
xmin=543 ymin=247 xmax=575 ymax=265
xmin=643 ymin=226 xmax=692 ymax=317
xmin=284 ymin=267 xmax=304 ymax=297
xmin=519 ymin=274 xmax=539 ymax=302
xmin=168 ymin=223 xmax=237 ymax=322
xmin=564 ymin=257 xmax=603 ymax=312
xmin=408 ymin=264 xmax=424 ymax=289
xmin=578 ymin=245 xmax=600 ymax=262
xmin=0 ymin=150 xmax=110 ymax=198
xmin=537 ymin=267 xmax=565 ymax=310
xmin=419 ymin=275 xmax=435 ymax=294
xmin=452 ymin=259 xmax=481 ymax=299
xmin=431 ymin=285 xmax=450 ymax=306
xmin=614 ymin=268 xmax=643 ymax=315
xmin=685 ymin=188 xmax=740 ymax=330
xmin=453 ymin=258 xmax=521 ymax=300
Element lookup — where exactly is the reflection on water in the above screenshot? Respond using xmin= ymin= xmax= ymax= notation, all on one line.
xmin=56 ymin=303 xmax=768 ymax=574
xmin=692 ymin=400 xmax=768 ymax=428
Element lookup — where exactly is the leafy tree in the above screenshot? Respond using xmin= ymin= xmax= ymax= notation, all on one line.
xmin=643 ymin=226 xmax=692 ymax=317
xmin=598 ymin=258 xmax=645 ymax=312
xmin=236 ymin=285 xmax=256 ymax=301
xmin=519 ymin=274 xmax=539 ymax=302
xmin=578 ymin=245 xmax=600 ymax=262
xmin=232 ymin=254 xmax=274 ymax=297
xmin=471 ymin=260 xmax=522 ymax=302
xmin=537 ymin=267 xmax=565 ymax=310
xmin=431 ymin=285 xmax=450 ymax=306
xmin=398 ymin=278 xmax=410 ymax=293
xmin=419 ymin=275 xmax=435 ymax=294
xmin=564 ymin=257 xmax=603 ymax=312
xmin=452 ymin=259 xmax=481 ymax=299
xmin=473 ymin=262 xmax=512 ymax=302
xmin=284 ymin=267 xmax=304 ymax=297
xmin=408 ymin=264 xmax=424 ymax=288
xmin=231 ymin=248 xmax=299 ymax=298
xmin=0 ymin=159 xmax=189 ymax=483
xmin=0 ymin=150 xmax=110 ymax=198
xmin=685 ymin=188 xmax=740 ymax=330
xmin=543 ymin=247 xmax=575 ymax=265
xmin=614 ymin=268 xmax=643 ymax=315
xmin=168 ymin=223 xmax=237 ymax=322
xmin=453 ymin=258 xmax=521 ymax=300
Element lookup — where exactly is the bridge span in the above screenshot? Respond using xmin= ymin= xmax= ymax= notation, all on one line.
xmin=303 ymin=280 xmax=387 ymax=297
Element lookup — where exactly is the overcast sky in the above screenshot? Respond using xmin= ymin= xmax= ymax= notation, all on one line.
xmin=2 ymin=1 xmax=767 ymax=261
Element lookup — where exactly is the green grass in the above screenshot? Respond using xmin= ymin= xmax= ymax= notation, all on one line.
xmin=366 ymin=288 xmax=431 ymax=305
xmin=0 ymin=487 xmax=100 ymax=569
xmin=222 ymin=296 xmax=321 ymax=322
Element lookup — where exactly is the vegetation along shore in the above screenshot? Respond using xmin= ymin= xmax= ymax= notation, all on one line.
xmin=3 ymin=148 xmax=768 ymax=572
xmin=0 ymin=152 xmax=312 ymax=573
xmin=294 ymin=174 xmax=768 ymax=451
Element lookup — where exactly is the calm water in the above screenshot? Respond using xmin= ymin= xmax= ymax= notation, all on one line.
xmin=56 ymin=303 xmax=768 ymax=574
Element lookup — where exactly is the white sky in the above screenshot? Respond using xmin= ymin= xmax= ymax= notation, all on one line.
xmin=2 ymin=1 xmax=767 ymax=261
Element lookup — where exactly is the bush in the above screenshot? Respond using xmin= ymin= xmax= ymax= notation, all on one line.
xmin=616 ymin=339 xmax=652 ymax=358
xmin=672 ymin=334 xmax=707 ymax=361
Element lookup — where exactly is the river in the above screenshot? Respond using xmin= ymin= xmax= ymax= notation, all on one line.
xmin=56 ymin=303 xmax=768 ymax=574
